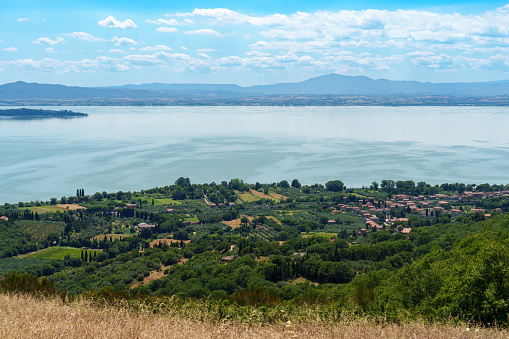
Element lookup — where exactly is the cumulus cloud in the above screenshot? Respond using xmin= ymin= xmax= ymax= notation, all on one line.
xmin=108 ymin=49 xmax=127 ymax=54
xmin=185 ymin=29 xmax=223 ymax=37
xmin=32 ymin=37 xmax=66 ymax=45
xmin=196 ymin=48 xmax=215 ymax=52
xmin=6 ymin=57 xmax=130 ymax=73
xmin=17 ymin=18 xmax=29 ymax=22
xmin=112 ymin=36 xmax=138 ymax=46
xmin=156 ymin=27 xmax=178 ymax=33
xmin=66 ymin=32 xmax=106 ymax=42
xmin=98 ymin=15 xmax=137 ymax=29
xmin=3 ymin=47 xmax=18 ymax=52
xmin=147 ymin=18 xmax=178 ymax=25
xmin=45 ymin=48 xmax=56 ymax=53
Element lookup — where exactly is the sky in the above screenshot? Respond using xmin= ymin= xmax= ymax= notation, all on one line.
xmin=2 ymin=0 xmax=509 ymax=86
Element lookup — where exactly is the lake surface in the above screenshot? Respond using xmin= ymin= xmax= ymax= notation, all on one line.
xmin=2 ymin=105 xmax=509 ymax=204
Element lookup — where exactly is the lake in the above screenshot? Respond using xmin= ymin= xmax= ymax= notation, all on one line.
xmin=1 ymin=105 xmax=509 ymax=204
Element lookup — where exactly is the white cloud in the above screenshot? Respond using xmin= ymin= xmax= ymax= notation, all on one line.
xmin=6 ymin=57 xmax=130 ymax=73
xmin=32 ymin=37 xmax=66 ymax=45
xmin=245 ymin=51 xmax=271 ymax=57
xmin=185 ymin=29 xmax=223 ymax=37
xmin=198 ymin=53 xmax=212 ymax=58
xmin=98 ymin=15 xmax=137 ymax=29
xmin=139 ymin=45 xmax=173 ymax=52
xmin=0 ymin=68 xmax=4 ymax=72
xmin=147 ymin=18 xmax=178 ymax=25
xmin=196 ymin=48 xmax=215 ymax=52
xmin=66 ymin=32 xmax=106 ymax=42
xmin=181 ymin=46 xmax=188 ymax=50
xmin=112 ymin=36 xmax=138 ymax=46
xmin=45 ymin=48 xmax=56 ymax=53
xmin=3 ymin=47 xmax=18 ymax=52
xmin=108 ymin=49 xmax=127 ymax=54
xmin=17 ymin=18 xmax=29 ymax=22
xmin=123 ymin=54 xmax=163 ymax=65
xmin=156 ymin=27 xmax=178 ymax=33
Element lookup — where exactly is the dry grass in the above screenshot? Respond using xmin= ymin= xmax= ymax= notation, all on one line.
xmin=149 ymin=239 xmax=191 ymax=247
xmin=269 ymin=192 xmax=287 ymax=200
xmin=130 ymin=258 xmax=189 ymax=289
xmin=56 ymin=204 xmax=86 ymax=211
xmin=221 ymin=216 xmax=254 ymax=229
xmin=1 ymin=293 xmax=508 ymax=339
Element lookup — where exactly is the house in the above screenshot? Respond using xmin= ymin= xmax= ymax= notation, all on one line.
xmin=125 ymin=203 xmax=136 ymax=208
xmin=327 ymin=220 xmax=336 ymax=224
xmin=220 ymin=255 xmax=235 ymax=262
xmin=137 ymin=222 xmax=155 ymax=230
xmin=0 ymin=216 xmax=8 ymax=221
xmin=450 ymin=209 xmax=463 ymax=216
xmin=401 ymin=227 xmax=412 ymax=234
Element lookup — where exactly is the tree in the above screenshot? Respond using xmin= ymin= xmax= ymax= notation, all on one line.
xmin=279 ymin=180 xmax=290 ymax=189
xmin=325 ymin=180 xmax=344 ymax=192
xmin=372 ymin=181 xmax=379 ymax=191
xmin=240 ymin=216 xmax=249 ymax=227
xmin=175 ymin=177 xmax=190 ymax=186
xmin=291 ymin=179 xmax=301 ymax=188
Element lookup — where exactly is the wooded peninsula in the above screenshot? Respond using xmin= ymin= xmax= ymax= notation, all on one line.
xmin=0 ymin=108 xmax=88 ymax=118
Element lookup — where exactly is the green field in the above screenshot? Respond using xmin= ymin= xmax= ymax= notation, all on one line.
xmin=237 ymin=192 xmax=261 ymax=203
xmin=21 ymin=246 xmax=85 ymax=260
xmin=15 ymin=220 xmax=66 ymax=241
xmin=148 ymin=197 xmax=182 ymax=206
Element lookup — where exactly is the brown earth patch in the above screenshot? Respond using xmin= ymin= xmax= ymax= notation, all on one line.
xmin=56 ymin=204 xmax=86 ymax=210
xmin=221 ymin=216 xmax=254 ymax=229
xmin=270 ymin=192 xmax=287 ymax=200
xmin=149 ymin=239 xmax=191 ymax=247
xmin=250 ymin=190 xmax=274 ymax=200
xmin=130 ymin=258 xmax=189 ymax=289
xmin=291 ymin=277 xmax=319 ymax=286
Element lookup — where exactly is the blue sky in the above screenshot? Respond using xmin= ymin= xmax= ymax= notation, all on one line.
xmin=2 ymin=1 xmax=509 ymax=86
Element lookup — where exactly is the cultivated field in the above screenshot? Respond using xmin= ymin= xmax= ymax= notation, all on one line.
xmin=20 ymin=246 xmax=94 ymax=260
xmin=0 ymin=293 xmax=507 ymax=339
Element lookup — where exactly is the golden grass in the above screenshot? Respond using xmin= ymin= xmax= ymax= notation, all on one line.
xmin=221 ymin=216 xmax=254 ymax=229
xmin=56 ymin=204 xmax=86 ymax=211
xmin=250 ymin=190 xmax=279 ymax=201
xmin=149 ymin=239 xmax=191 ymax=247
xmin=1 ymin=293 xmax=507 ymax=339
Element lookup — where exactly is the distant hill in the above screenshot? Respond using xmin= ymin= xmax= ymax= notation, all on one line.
xmin=101 ymin=74 xmax=509 ymax=96
xmin=3 ymin=74 xmax=509 ymax=105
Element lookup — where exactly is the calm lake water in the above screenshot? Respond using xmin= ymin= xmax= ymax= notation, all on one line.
xmin=1 ymin=105 xmax=509 ymax=204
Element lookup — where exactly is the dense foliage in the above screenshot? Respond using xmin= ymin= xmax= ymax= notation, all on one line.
xmin=0 ymin=177 xmax=508 ymax=326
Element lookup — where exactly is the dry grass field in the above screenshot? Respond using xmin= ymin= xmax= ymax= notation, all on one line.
xmin=1 ymin=293 xmax=507 ymax=339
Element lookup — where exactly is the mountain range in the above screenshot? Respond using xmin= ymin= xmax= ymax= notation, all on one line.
xmin=2 ymin=74 xmax=509 ymax=103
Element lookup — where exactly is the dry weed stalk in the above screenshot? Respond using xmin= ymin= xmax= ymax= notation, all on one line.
xmin=0 ymin=293 xmax=507 ymax=339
